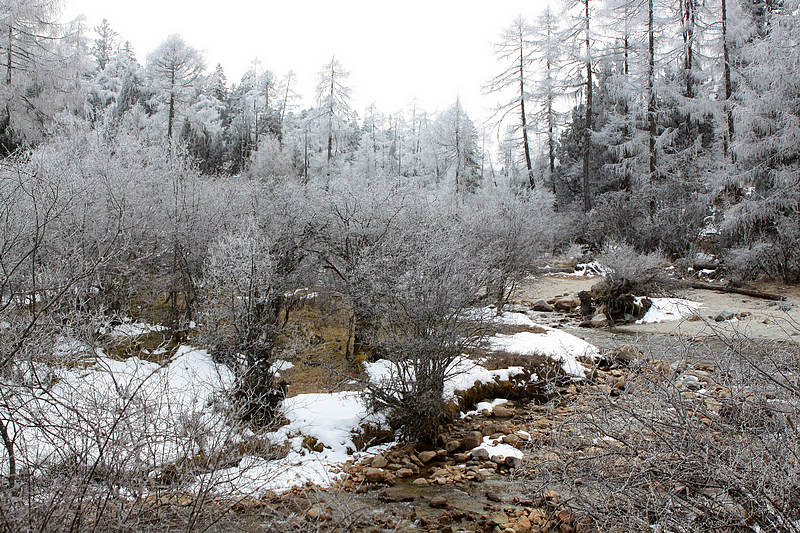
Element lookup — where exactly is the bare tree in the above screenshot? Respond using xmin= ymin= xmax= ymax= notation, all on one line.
xmin=485 ymin=15 xmax=536 ymax=189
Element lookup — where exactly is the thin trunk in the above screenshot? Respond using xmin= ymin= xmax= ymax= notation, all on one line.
xmin=722 ymin=0 xmax=734 ymax=158
xmin=519 ymin=30 xmax=534 ymax=188
xmin=582 ymin=0 xmax=592 ymax=213
xmin=279 ymin=72 xmax=292 ymax=148
xmin=5 ymin=25 xmax=11 ymax=85
xmin=326 ymin=62 xmax=334 ymax=164
xmin=167 ymin=71 xmax=175 ymax=142
xmin=648 ymin=0 xmax=657 ymax=180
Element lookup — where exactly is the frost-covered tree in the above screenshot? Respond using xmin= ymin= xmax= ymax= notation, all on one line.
xmin=146 ymin=34 xmax=204 ymax=142
xmin=432 ymin=99 xmax=481 ymax=195
xmin=315 ymin=56 xmax=353 ymax=167
xmin=91 ymin=18 xmax=117 ymax=71
xmin=530 ymin=7 xmax=563 ymax=192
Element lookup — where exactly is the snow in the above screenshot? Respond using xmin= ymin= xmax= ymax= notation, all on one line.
xmin=103 ymin=320 xmax=168 ymax=338
xmin=6 ymin=345 xmax=234 ymax=477
xmin=635 ymin=297 xmax=701 ymax=324
xmin=472 ymin=435 xmax=524 ymax=462
xmin=486 ymin=315 xmax=599 ymax=377
xmin=461 ymin=398 xmax=509 ymax=418
xmin=365 ymin=357 xmax=526 ymax=400
xmin=271 ymin=359 xmax=294 ymax=376
xmin=198 ymin=391 xmax=391 ymax=495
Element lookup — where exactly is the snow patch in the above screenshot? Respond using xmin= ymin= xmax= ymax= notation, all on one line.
xmin=635 ymin=297 xmax=701 ymax=324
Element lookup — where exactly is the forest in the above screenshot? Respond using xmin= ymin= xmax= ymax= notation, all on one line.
xmin=0 ymin=0 xmax=798 ymax=531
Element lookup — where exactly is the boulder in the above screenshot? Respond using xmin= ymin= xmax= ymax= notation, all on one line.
xmin=470 ymin=448 xmax=490 ymax=460
xmin=365 ymin=468 xmax=387 ymax=483
xmin=462 ymin=431 xmax=483 ymax=449
xmin=445 ymin=440 xmax=461 ymax=453
xmin=371 ymin=455 xmax=388 ymax=468
xmin=412 ymin=477 xmax=429 ymax=486
xmin=714 ymin=311 xmax=735 ymax=322
xmin=553 ymin=296 xmax=579 ymax=312
xmin=531 ymin=300 xmax=554 ymax=312
xmin=418 ymin=450 xmax=437 ymax=463
xmin=492 ymin=405 xmax=514 ymax=418
xmin=608 ymin=345 xmax=642 ymax=366
xmin=429 ymin=496 xmax=448 ymax=508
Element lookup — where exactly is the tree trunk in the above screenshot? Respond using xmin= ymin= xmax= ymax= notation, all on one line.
xmin=5 ymin=25 xmax=11 ymax=86
xmin=648 ymin=0 xmax=657 ymax=180
xmin=722 ymin=0 xmax=734 ymax=159
xmin=582 ymin=0 xmax=592 ymax=213
xmin=519 ymin=33 xmax=534 ymax=189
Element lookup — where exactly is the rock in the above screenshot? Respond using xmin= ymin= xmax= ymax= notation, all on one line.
xmin=492 ymin=405 xmax=514 ymax=418
xmin=470 ymin=448 xmax=490 ymax=460
xmin=371 ymin=455 xmax=388 ymax=468
xmin=453 ymin=452 xmax=470 ymax=462
xmin=462 ymin=431 xmax=483 ymax=449
xmin=365 ymin=468 xmax=387 ymax=483
xmin=531 ymin=300 xmax=554 ymax=312
xmin=302 ymin=436 xmax=324 ymax=453
xmin=714 ymin=311 xmax=735 ymax=322
xmin=553 ymin=296 xmax=578 ymax=312
xmin=590 ymin=311 xmax=610 ymax=327
xmin=542 ymin=490 xmax=561 ymax=504
xmin=306 ymin=504 xmax=332 ymax=521
xmin=436 ymin=448 xmax=447 ymax=457
xmin=396 ymin=468 xmax=414 ymax=478
xmin=502 ymin=434 xmax=521 ymax=447
xmin=608 ymin=345 xmax=641 ymax=366
xmin=429 ymin=496 xmax=448 ymax=508
xmin=418 ymin=450 xmax=437 ymax=463
xmin=445 ymin=440 xmax=461 ymax=453
xmin=515 ymin=514 xmax=532 ymax=533
xmin=412 ymin=477 xmax=429 ymax=486
xmin=504 ymin=456 xmax=523 ymax=468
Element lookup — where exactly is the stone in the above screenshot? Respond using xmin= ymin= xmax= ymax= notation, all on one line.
xmin=470 ymin=448 xmax=490 ymax=460
xmin=543 ymin=490 xmax=561 ymax=503
xmin=371 ymin=455 xmax=388 ymax=468
xmin=608 ymin=345 xmax=641 ymax=365
xmin=429 ymin=496 xmax=448 ymax=508
xmin=306 ymin=504 xmax=332 ymax=521
xmin=554 ymin=296 xmax=578 ymax=312
xmin=504 ymin=456 xmax=522 ymax=468
xmin=515 ymin=515 xmax=532 ymax=533
xmin=590 ymin=311 xmax=610 ymax=327
xmin=445 ymin=439 xmax=461 ymax=453
xmin=418 ymin=450 xmax=437 ymax=463
xmin=462 ymin=431 xmax=483 ymax=449
xmin=714 ymin=311 xmax=735 ymax=322
xmin=396 ymin=468 xmax=414 ymax=478
xmin=412 ymin=477 xmax=429 ymax=486
xmin=502 ymin=434 xmax=521 ymax=447
xmin=453 ymin=452 xmax=471 ymax=462
xmin=365 ymin=468 xmax=386 ymax=483
xmin=492 ymin=405 xmax=514 ymax=418
xmin=531 ymin=300 xmax=554 ymax=312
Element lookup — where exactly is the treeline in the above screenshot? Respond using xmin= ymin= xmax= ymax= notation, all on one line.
xmin=2 ymin=0 xmax=799 ymax=281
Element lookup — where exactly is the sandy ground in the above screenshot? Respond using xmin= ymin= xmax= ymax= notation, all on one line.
xmin=513 ymin=274 xmax=800 ymax=342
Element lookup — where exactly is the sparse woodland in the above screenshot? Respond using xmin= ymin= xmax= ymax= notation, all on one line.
xmin=0 ymin=0 xmax=798 ymax=531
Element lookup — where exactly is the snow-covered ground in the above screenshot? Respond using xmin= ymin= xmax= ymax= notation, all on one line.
xmin=485 ymin=310 xmax=599 ymax=377
xmin=635 ymin=297 xmax=702 ymax=324
xmin=4 ymin=307 xmax=599 ymax=496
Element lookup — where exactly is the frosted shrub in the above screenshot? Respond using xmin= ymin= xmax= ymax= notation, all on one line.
xmin=359 ymin=216 xmax=491 ymax=442
xmin=201 ymin=216 xmax=282 ymax=424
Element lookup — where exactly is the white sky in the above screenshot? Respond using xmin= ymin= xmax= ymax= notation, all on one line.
xmin=63 ymin=0 xmax=553 ymax=127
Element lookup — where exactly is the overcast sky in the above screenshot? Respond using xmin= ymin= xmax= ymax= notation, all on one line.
xmin=63 ymin=0 xmax=552 ymax=126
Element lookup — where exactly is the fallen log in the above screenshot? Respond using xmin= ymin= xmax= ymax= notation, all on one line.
xmin=687 ymin=282 xmax=786 ymax=301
